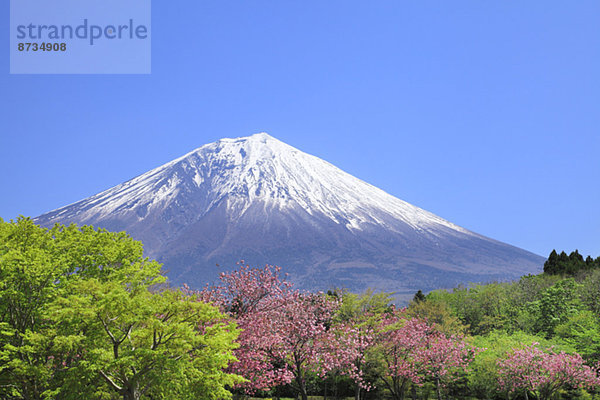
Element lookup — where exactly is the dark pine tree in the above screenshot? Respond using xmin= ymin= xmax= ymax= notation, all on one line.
xmin=413 ymin=290 xmax=426 ymax=303
xmin=544 ymin=249 xmax=559 ymax=274
xmin=544 ymin=249 xmax=599 ymax=276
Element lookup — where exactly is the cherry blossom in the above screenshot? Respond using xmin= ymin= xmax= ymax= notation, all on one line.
xmin=497 ymin=343 xmax=600 ymax=400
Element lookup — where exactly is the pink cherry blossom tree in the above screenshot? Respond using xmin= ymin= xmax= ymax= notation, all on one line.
xmin=197 ymin=263 xmax=339 ymax=400
xmin=261 ymin=291 xmax=338 ymax=400
xmin=318 ymin=290 xmax=394 ymax=400
xmin=371 ymin=310 xmax=476 ymax=400
xmin=416 ymin=328 xmax=477 ymax=400
xmin=375 ymin=313 xmax=431 ymax=400
xmin=497 ymin=343 xmax=600 ymax=400
xmin=196 ymin=263 xmax=295 ymax=392
xmin=196 ymin=261 xmax=293 ymax=316
xmin=319 ymin=320 xmax=376 ymax=400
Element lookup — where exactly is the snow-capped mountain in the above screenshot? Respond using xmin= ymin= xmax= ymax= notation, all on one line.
xmin=35 ymin=133 xmax=544 ymax=301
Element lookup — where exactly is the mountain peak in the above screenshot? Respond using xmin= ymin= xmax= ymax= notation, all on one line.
xmin=247 ymin=131 xmax=275 ymax=140
xmin=193 ymin=132 xmax=295 ymax=166
xmin=216 ymin=132 xmax=279 ymax=147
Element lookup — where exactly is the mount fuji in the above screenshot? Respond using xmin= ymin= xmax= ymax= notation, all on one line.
xmin=35 ymin=133 xmax=544 ymax=300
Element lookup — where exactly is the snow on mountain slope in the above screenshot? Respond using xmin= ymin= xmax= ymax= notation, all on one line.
xmin=36 ymin=133 xmax=544 ymax=301
xmin=47 ymin=133 xmax=466 ymax=232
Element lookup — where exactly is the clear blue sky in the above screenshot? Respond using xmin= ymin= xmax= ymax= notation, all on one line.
xmin=1 ymin=1 xmax=599 ymax=258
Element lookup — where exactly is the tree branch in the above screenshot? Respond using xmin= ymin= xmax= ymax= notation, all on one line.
xmin=99 ymin=370 xmax=123 ymax=392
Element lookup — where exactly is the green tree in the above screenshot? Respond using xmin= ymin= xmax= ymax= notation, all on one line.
xmin=531 ymin=278 xmax=582 ymax=337
xmin=544 ymin=250 xmax=560 ymax=275
xmin=0 ymin=217 xmax=102 ymax=399
xmin=0 ymin=218 xmax=241 ymax=399
xmin=580 ymin=269 xmax=600 ymax=316
xmin=555 ymin=310 xmax=600 ymax=361
xmin=335 ymin=289 xmax=392 ymax=323
xmin=49 ymin=280 xmax=241 ymax=400
xmin=544 ymin=249 xmax=596 ymax=276
xmin=406 ymin=296 xmax=467 ymax=336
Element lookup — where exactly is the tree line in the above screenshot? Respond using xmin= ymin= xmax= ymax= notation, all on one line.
xmin=543 ymin=249 xmax=600 ymax=276
xmin=1 ymin=217 xmax=599 ymax=400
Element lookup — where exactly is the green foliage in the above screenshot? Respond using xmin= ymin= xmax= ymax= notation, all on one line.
xmin=412 ymin=256 xmax=600 ymax=399
xmin=528 ymin=278 xmax=582 ymax=337
xmin=334 ymin=289 xmax=393 ymax=323
xmin=445 ymin=283 xmax=512 ymax=335
xmin=411 ymin=290 xmax=469 ymax=335
xmin=424 ymin=273 xmax=590 ymax=339
xmin=555 ymin=310 xmax=600 ymax=361
xmin=580 ymin=269 xmax=600 ymax=315
xmin=50 ymin=281 xmax=241 ymax=400
xmin=0 ymin=217 xmax=241 ymax=400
